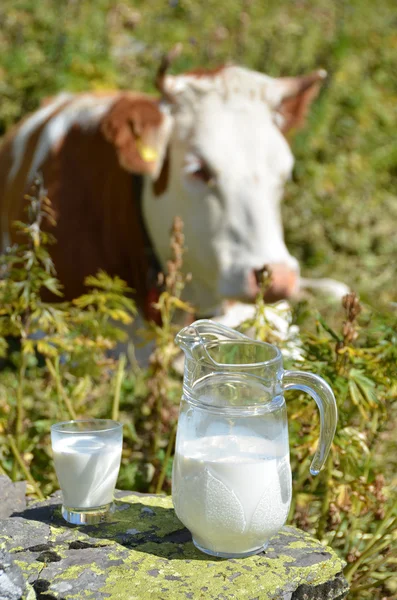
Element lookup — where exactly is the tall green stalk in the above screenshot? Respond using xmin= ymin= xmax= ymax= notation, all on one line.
xmin=317 ymin=453 xmax=333 ymax=540
xmin=8 ymin=435 xmax=44 ymax=500
xmin=155 ymin=423 xmax=177 ymax=495
xmin=46 ymin=357 xmax=77 ymax=420
xmin=12 ymin=354 xmax=27 ymax=480
xmin=112 ymin=354 xmax=126 ymax=422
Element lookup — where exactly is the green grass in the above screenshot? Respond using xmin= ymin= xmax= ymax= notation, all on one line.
xmin=0 ymin=4 xmax=396 ymax=597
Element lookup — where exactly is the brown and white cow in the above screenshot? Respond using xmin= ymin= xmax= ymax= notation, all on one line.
xmin=0 ymin=59 xmax=348 ymax=320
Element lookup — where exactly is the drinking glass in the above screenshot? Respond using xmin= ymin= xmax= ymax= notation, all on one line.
xmin=51 ymin=419 xmax=123 ymax=524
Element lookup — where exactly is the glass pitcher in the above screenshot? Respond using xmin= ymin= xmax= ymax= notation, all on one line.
xmin=172 ymin=319 xmax=337 ymax=558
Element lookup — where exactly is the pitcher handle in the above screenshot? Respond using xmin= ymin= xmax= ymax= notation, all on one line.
xmin=282 ymin=371 xmax=337 ymax=476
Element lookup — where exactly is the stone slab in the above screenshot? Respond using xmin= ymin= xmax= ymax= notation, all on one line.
xmin=0 ymin=548 xmax=27 ymax=600
xmin=0 ymin=475 xmax=26 ymax=519
xmin=0 ymin=488 xmax=349 ymax=600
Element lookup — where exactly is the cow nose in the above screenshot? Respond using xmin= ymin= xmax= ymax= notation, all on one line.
xmin=251 ymin=264 xmax=299 ymax=302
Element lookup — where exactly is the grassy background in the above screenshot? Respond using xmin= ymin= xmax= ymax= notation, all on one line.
xmin=0 ymin=0 xmax=396 ymax=307
xmin=0 ymin=5 xmax=396 ymax=595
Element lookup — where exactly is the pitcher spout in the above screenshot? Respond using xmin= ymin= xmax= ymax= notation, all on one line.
xmin=175 ymin=319 xmax=248 ymax=360
xmin=174 ymin=324 xmax=203 ymax=357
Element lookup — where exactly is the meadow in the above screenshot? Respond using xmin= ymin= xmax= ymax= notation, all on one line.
xmin=0 ymin=1 xmax=396 ymax=598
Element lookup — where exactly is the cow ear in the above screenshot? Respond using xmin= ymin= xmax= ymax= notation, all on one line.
xmin=100 ymin=94 xmax=173 ymax=178
xmin=270 ymin=71 xmax=327 ymax=134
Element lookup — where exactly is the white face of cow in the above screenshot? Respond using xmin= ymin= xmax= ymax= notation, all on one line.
xmin=143 ymin=66 xmax=323 ymax=314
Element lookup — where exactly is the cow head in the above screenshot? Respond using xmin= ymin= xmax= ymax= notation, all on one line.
xmin=102 ymin=59 xmax=326 ymax=315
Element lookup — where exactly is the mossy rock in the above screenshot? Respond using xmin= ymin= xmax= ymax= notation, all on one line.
xmin=0 ymin=490 xmax=349 ymax=600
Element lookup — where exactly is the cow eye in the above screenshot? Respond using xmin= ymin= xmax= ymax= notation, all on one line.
xmin=184 ymin=153 xmax=216 ymax=186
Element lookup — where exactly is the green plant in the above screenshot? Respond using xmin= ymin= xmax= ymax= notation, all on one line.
xmin=0 ymin=180 xmax=395 ymax=597
xmin=249 ymin=291 xmax=397 ymax=599
xmin=139 ymin=215 xmax=193 ymax=493
xmin=0 ymin=175 xmax=136 ymax=495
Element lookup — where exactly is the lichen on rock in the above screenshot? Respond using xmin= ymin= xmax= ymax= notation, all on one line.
xmin=0 ymin=489 xmax=349 ymax=600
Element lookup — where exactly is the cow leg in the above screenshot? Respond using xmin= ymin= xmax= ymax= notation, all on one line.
xmin=299 ymin=277 xmax=350 ymax=300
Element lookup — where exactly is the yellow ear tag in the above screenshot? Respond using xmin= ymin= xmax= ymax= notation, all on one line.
xmin=136 ymin=138 xmax=159 ymax=163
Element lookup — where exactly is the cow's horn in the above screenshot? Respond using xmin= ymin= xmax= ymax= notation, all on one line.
xmin=156 ymin=43 xmax=183 ymax=103
xmin=269 ymin=69 xmax=327 ymax=106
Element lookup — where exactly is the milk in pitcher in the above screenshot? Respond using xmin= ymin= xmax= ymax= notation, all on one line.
xmin=173 ymin=433 xmax=291 ymax=555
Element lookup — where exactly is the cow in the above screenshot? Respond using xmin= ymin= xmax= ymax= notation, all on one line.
xmin=0 ymin=53 xmax=349 ymax=325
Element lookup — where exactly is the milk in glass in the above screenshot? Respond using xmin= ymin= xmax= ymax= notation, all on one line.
xmin=53 ymin=434 xmax=122 ymax=508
